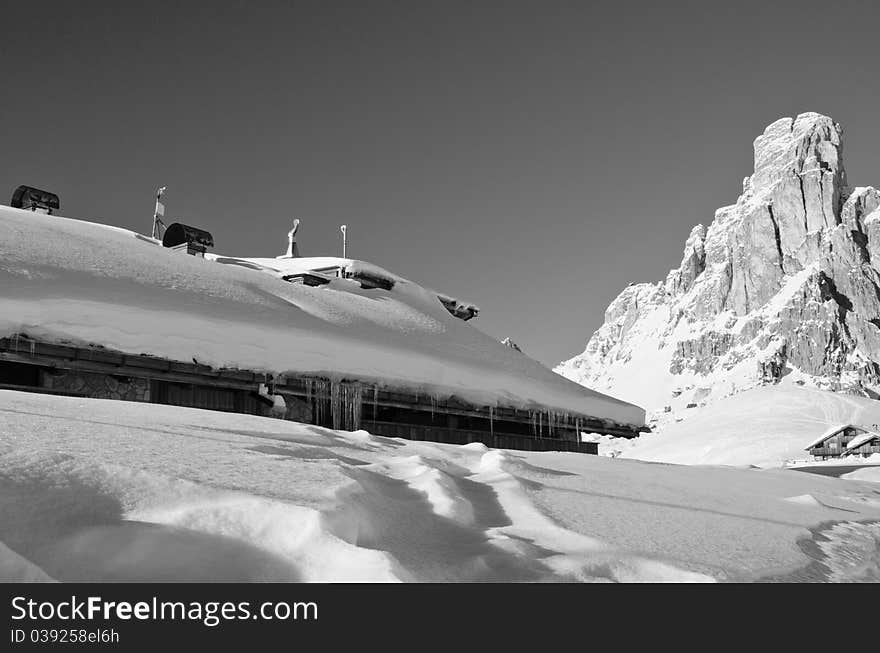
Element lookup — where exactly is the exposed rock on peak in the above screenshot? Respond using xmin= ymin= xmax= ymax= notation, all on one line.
xmin=557 ymin=113 xmax=880 ymax=421
xmin=665 ymin=224 xmax=706 ymax=296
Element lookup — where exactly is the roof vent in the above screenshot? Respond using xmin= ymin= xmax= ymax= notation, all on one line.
xmin=10 ymin=185 xmax=60 ymax=214
xmin=161 ymin=223 xmax=214 ymax=257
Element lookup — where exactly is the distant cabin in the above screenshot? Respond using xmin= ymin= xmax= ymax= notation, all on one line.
xmin=845 ymin=431 xmax=880 ymax=458
xmin=805 ymin=424 xmax=879 ymax=460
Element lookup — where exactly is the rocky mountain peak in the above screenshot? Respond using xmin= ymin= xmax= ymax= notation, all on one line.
xmin=557 ymin=113 xmax=880 ymax=422
xmin=751 ymin=112 xmax=845 ymax=200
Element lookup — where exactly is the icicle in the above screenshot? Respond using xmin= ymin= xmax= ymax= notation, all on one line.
xmin=489 ymin=406 xmax=495 ymax=444
xmin=326 ymin=381 xmax=362 ymax=431
xmin=331 ymin=382 xmax=341 ymax=430
xmin=307 ymin=378 xmax=331 ymax=427
xmin=344 ymin=383 xmax=363 ymax=431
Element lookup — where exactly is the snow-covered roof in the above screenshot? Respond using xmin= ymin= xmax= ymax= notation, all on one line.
xmin=846 ymin=431 xmax=880 ymax=451
xmin=804 ymin=424 xmax=855 ymax=450
xmin=210 ymin=255 xmax=481 ymax=315
xmin=0 ymin=206 xmax=645 ymax=426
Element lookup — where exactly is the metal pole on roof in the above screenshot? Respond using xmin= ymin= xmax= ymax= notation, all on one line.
xmin=340 ymin=224 xmax=347 ymax=258
xmin=286 ymin=218 xmax=301 ymax=257
xmin=152 ymin=186 xmax=167 ymax=240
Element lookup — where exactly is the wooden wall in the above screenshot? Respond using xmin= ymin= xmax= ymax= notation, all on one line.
xmin=809 ymin=427 xmax=865 ymax=458
xmin=0 ymin=336 xmax=630 ymax=454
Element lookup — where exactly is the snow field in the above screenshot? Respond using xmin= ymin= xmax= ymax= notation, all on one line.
xmin=3 ymin=390 xmax=880 ymax=582
xmin=621 ymin=385 xmax=880 ymax=468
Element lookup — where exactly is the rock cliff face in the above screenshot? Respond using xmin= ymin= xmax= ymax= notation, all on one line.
xmin=556 ymin=113 xmax=880 ymax=421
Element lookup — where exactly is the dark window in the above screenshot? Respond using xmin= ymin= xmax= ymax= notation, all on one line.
xmin=0 ymin=361 xmax=42 ymax=387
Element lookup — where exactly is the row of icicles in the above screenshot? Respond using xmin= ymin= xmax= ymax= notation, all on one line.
xmin=5 ymin=331 xmax=591 ymax=440
xmin=302 ymin=378 xmax=586 ymax=439
xmin=303 ymin=378 xmax=364 ymax=431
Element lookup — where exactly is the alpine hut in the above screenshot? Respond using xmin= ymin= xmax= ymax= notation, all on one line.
xmin=805 ymin=424 xmax=874 ymax=460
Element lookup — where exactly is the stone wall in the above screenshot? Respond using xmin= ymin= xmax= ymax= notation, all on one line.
xmin=38 ymin=368 xmax=315 ymax=421
xmin=40 ymin=370 xmax=150 ymax=402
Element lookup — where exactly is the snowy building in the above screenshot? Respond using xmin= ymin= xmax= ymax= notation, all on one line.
xmin=845 ymin=431 xmax=880 ymax=458
xmin=804 ymin=424 xmax=875 ymax=460
xmin=0 ymin=206 xmax=646 ymax=453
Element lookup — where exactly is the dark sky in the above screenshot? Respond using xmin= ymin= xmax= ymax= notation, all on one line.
xmin=3 ymin=1 xmax=880 ymax=366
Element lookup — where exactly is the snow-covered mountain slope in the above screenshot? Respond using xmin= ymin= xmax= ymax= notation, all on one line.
xmin=619 ymin=385 xmax=880 ymax=467
xmin=0 ymin=205 xmax=642 ymax=426
xmin=3 ymin=389 xmax=880 ymax=582
xmin=557 ymin=112 xmax=880 ymax=420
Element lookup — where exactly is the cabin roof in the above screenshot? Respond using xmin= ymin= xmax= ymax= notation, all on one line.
xmin=846 ymin=431 xmax=880 ymax=451
xmin=804 ymin=424 xmax=860 ymax=450
xmin=0 ymin=207 xmax=646 ymax=427
xmin=210 ymin=255 xmax=481 ymax=318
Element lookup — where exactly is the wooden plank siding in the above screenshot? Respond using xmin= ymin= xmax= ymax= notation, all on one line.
xmin=367 ymin=421 xmax=597 ymax=454
xmin=150 ymin=380 xmax=264 ymax=415
xmin=847 ymin=438 xmax=880 ymax=457
xmin=808 ymin=427 xmax=869 ymax=459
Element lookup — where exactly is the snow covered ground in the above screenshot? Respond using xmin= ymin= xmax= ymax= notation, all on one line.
xmin=2 ymin=390 xmax=880 ymax=582
xmin=619 ymin=385 xmax=880 ymax=468
xmin=0 ymin=206 xmax=643 ymax=427
xmin=841 ymin=467 xmax=880 ymax=483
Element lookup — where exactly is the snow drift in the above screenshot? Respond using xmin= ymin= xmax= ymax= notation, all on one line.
xmin=3 ymin=390 xmax=880 ymax=582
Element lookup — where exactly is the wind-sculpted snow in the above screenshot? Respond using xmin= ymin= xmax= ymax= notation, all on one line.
xmin=2 ymin=391 xmax=880 ymax=582
xmin=0 ymin=206 xmax=643 ymax=426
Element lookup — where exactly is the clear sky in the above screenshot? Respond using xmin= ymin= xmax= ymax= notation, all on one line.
xmin=3 ymin=1 xmax=880 ymax=366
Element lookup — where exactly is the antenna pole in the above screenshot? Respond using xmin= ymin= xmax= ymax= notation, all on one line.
xmin=152 ymin=186 xmax=167 ymax=240
xmin=340 ymin=224 xmax=347 ymax=258
xmin=284 ymin=218 xmax=301 ymax=258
